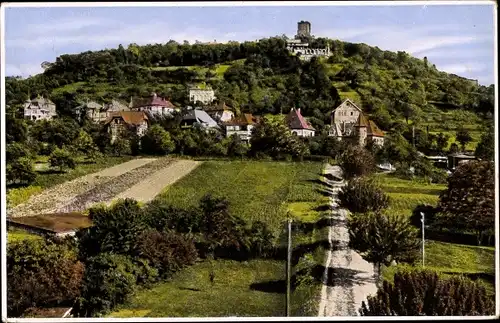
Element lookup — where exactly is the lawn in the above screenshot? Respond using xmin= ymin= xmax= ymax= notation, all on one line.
xmin=7 ymin=156 xmax=134 ymax=208
xmin=7 ymin=228 xmax=42 ymax=244
xmin=109 ymin=160 xmax=329 ymax=317
xmin=376 ymin=173 xmax=495 ymax=296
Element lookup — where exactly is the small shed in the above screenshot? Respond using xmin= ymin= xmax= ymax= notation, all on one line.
xmin=447 ymin=153 xmax=476 ymax=170
xmin=7 ymin=212 xmax=92 ymax=238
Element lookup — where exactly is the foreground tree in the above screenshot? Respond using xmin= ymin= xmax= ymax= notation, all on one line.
xmin=110 ymin=137 xmax=131 ymax=156
xmin=73 ymin=130 xmax=102 ymax=162
xmin=455 ymin=127 xmax=472 ymax=151
xmin=348 ymin=212 xmax=420 ymax=278
xmin=360 ymin=269 xmax=494 ymax=316
xmin=338 ymin=177 xmax=390 ymax=213
xmin=436 ymin=160 xmax=494 ymax=245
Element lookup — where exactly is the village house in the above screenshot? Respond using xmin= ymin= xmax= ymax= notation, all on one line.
xmin=224 ymin=113 xmax=259 ymax=143
xmin=189 ymin=86 xmax=216 ymax=105
xmin=129 ymin=93 xmax=177 ymax=116
xmin=23 ymin=95 xmax=57 ymax=121
xmin=328 ymin=99 xmax=385 ymax=146
xmin=181 ymin=108 xmax=220 ymax=130
xmin=286 ymin=108 xmax=316 ymax=137
xmin=105 ymin=111 xmax=149 ymax=144
xmin=76 ymin=99 xmax=131 ymax=123
xmin=203 ymin=101 xmax=235 ymax=122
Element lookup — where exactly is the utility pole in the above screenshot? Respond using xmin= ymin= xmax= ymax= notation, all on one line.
xmin=420 ymin=212 xmax=425 ymax=267
xmin=412 ymin=125 xmax=416 ymax=147
xmin=285 ymin=218 xmax=292 ymax=317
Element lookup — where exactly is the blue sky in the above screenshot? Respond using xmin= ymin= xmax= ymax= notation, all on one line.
xmin=3 ymin=3 xmax=496 ymax=85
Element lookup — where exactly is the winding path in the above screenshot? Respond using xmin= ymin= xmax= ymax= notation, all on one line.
xmin=317 ymin=164 xmax=378 ymax=317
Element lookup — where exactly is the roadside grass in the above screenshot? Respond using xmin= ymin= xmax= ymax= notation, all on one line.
xmin=110 ymin=160 xmax=328 ymax=317
xmin=376 ymin=172 xmax=495 ymax=296
xmin=7 ymin=156 xmax=134 ymax=208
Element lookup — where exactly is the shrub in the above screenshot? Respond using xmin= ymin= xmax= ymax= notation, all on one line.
xmin=72 ymin=253 xmax=138 ymax=317
xmin=110 ymin=137 xmax=131 ymax=156
xmin=143 ymin=200 xmax=202 ymax=233
xmin=6 ymin=142 xmax=32 ymax=163
xmin=337 ymin=145 xmax=375 ymax=180
xmin=137 ymin=229 xmax=198 ymax=278
xmin=348 ymin=212 xmax=420 ymax=277
xmin=338 ymin=177 xmax=390 ymax=213
xmin=360 ymin=269 xmax=495 ymax=315
xmin=409 ymin=204 xmax=439 ymax=228
xmin=49 ymin=147 xmax=76 ymax=172
xmin=7 ymin=239 xmax=84 ymax=317
xmin=245 ymin=221 xmax=275 ymax=258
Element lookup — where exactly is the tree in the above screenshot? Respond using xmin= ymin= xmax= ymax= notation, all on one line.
xmin=6 ymin=113 xmax=28 ymax=144
xmin=7 ymin=239 xmax=84 ymax=317
xmin=226 ymin=134 xmax=248 ymax=159
xmin=360 ymin=269 xmax=494 ymax=316
xmin=348 ymin=212 xmax=420 ymax=278
xmin=49 ymin=147 xmax=76 ymax=172
xmin=7 ymin=157 xmax=37 ymax=185
xmin=338 ymin=177 xmax=390 ymax=213
xmin=436 ymin=160 xmax=494 ymax=245
xmin=337 ymin=145 xmax=376 ymax=180
xmin=435 ymin=132 xmax=450 ymax=154
xmin=77 ymin=199 xmax=146 ymax=260
xmin=474 ymin=128 xmax=494 ymax=160
xmin=6 ymin=142 xmax=32 ymax=164
xmin=455 ymin=127 xmax=472 ymax=151
xmin=73 ymin=130 xmax=102 ymax=162
xmin=111 ymin=137 xmax=131 ymax=156
xmin=141 ymin=124 xmax=175 ymax=155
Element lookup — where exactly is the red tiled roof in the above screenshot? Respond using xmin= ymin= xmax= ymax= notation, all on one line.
xmin=106 ymin=111 xmax=148 ymax=125
xmin=224 ymin=113 xmax=258 ymax=126
xmin=132 ymin=96 xmax=175 ymax=109
xmin=286 ymin=108 xmax=315 ymax=130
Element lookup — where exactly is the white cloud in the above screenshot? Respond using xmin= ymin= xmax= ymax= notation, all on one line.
xmin=5 ymin=63 xmax=43 ymax=78
xmin=437 ymin=62 xmax=487 ymax=75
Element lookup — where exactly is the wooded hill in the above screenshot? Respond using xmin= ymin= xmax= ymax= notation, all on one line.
xmin=5 ymin=36 xmax=494 ymax=148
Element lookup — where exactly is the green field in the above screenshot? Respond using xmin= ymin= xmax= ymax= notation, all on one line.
xmin=109 ymin=160 xmax=328 ymax=317
xmin=7 ymin=156 xmax=134 ymax=208
xmin=156 ymin=160 xmax=326 ymax=235
xmin=377 ymin=173 xmax=495 ymax=295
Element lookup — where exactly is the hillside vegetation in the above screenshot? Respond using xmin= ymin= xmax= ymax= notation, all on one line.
xmin=6 ymin=36 xmax=494 ymax=150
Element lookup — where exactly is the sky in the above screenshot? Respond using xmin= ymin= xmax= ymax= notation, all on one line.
xmin=2 ymin=2 xmax=496 ymax=85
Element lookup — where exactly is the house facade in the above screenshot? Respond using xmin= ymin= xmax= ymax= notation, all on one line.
xmin=286 ymin=108 xmax=316 ymax=137
xmin=23 ymin=96 xmax=57 ymax=121
xmin=189 ymin=87 xmax=216 ymax=105
xmin=105 ymin=111 xmax=149 ymax=143
xmin=130 ymin=93 xmax=177 ymax=116
xmin=224 ymin=113 xmax=259 ymax=143
xmin=329 ymin=99 xmax=385 ymax=146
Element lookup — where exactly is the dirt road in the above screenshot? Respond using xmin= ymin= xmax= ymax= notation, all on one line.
xmin=317 ymin=165 xmax=378 ymax=317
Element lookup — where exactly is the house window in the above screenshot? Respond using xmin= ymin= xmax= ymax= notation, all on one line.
xmin=351 ymin=112 xmax=353 ymax=116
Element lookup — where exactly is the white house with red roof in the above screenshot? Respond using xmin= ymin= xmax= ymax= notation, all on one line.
xmin=129 ymin=93 xmax=178 ymax=116
xmin=286 ymin=108 xmax=316 ymax=137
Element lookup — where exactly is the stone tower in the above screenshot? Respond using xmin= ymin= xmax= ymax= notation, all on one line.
xmin=297 ymin=20 xmax=311 ymax=38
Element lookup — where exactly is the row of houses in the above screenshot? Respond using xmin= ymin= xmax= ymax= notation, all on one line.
xmin=24 ymin=92 xmax=385 ymax=146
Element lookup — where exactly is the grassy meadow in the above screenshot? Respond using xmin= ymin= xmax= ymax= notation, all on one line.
xmin=375 ymin=173 xmax=495 ymax=296
xmin=109 ymin=160 xmax=329 ymax=317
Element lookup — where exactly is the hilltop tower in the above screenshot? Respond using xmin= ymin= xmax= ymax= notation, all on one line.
xmin=297 ymin=20 xmax=311 ymax=38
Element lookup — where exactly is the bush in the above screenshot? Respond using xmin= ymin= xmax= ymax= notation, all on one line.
xmin=6 ymin=142 xmax=32 ymax=163
xmin=143 ymin=201 xmax=202 ymax=233
xmin=49 ymin=147 xmax=76 ymax=172
xmin=7 ymin=239 xmax=84 ymax=317
xmin=360 ymin=269 xmax=494 ymax=315
xmin=137 ymin=229 xmax=198 ymax=278
xmin=110 ymin=137 xmax=131 ymax=156
xmin=338 ymin=177 xmax=390 ymax=213
xmin=409 ymin=204 xmax=439 ymax=228
xmin=337 ymin=145 xmax=375 ymax=180
xmin=245 ymin=221 xmax=275 ymax=258
xmin=72 ymin=253 xmax=138 ymax=317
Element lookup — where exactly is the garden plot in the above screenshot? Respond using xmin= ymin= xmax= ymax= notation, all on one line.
xmin=8 ymin=158 xmax=157 ymax=218
xmin=107 ymin=160 xmax=201 ymax=204
xmin=54 ymin=158 xmax=173 ymax=213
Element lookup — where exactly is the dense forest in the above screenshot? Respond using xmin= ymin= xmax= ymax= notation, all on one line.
xmin=5 ymin=35 xmax=495 ymax=138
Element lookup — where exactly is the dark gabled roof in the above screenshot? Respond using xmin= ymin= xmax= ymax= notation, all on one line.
xmin=131 ymin=95 xmax=175 ymax=109
xmin=286 ymin=108 xmax=315 ymax=130
xmin=354 ymin=113 xmax=384 ymax=137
